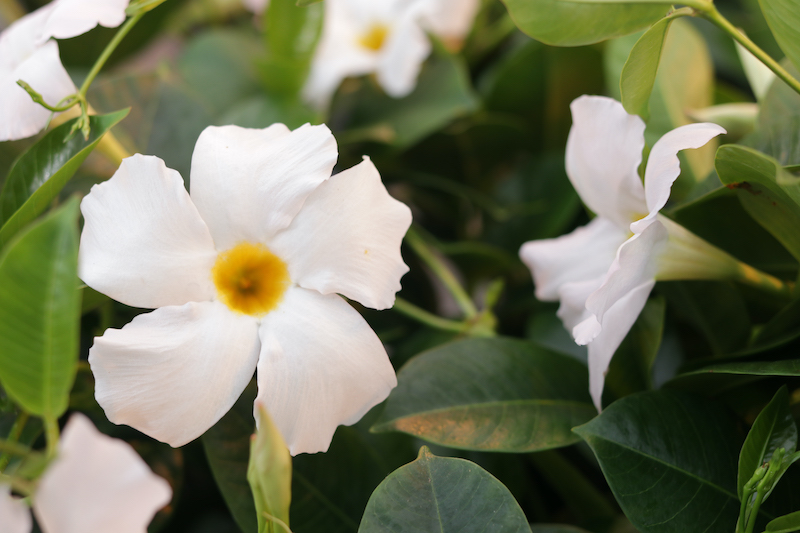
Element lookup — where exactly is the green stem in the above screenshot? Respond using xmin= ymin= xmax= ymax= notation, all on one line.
xmin=393 ymin=298 xmax=468 ymax=333
xmin=77 ymin=12 xmax=144 ymax=98
xmin=405 ymin=227 xmax=478 ymax=318
xmin=44 ymin=417 xmax=59 ymax=459
xmin=735 ymin=263 xmax=795 ymax=299
xmin=699 ymin=5 xmax=800 ymax=97
xmin=0 ymin=412 xmax=29 ymax=471
xmin=0 ymin=440 xmax=32 ymax=459
xmin=0 ymin=473 xmax=34 ymax=497
xmin=744 ymin=489 xmax=765 ymax=533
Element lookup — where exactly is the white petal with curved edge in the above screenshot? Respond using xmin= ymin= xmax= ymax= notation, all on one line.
xmin=0 ymin=485 xmax=31 ymax=533
xmin=575 ymin=220 xmax=668 ymax=345
xmin=189 ymin=124 xmax=338 ymax=250
xmin=0 ymin=41 xmax=75 ymax=142
xmin=520 ymin=217 xmax=627 ymax=302
xmin=38 ymin=0 xmax=129 ymax=43
xmin=631 ymin=122 xmax=726 ymax=233
xmin=80 ymin=154 xmax=217 ymax=309
xmin=587 ymin=281 xmax=654 ymax=411
xmin=256 ymin=287 xmax=397 ymax=455
xmin=34 ymin=414 xmax=172 ymax=533
xmin=0 ymin=5 xmax=52 ymax=69
xmin=271 ymin=157 xmax=411 ymax=310
xmin=89 ymin=301 xmax=260 ymax=447
xmin=566 ymin=95 xmax=647 ymax=228
xmin=418 ymin=0 xmax=479 ymax=41
xmin=556 ymin=277 xmax=603 ymax=335
xmin=243 ymin=0 xmax=269 ymax=14
xmin=376 ymin=11 xmax=430 ymax=98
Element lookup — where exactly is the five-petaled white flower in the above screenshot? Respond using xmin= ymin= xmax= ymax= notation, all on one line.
xmin=0 ymin=0 xmax=129 ymax=141
xmin=302 ymin=0 xmax=479 ymax=109
xmin=80 ymin=123 xmax=411 ymax=455
xmin=0 ymin=413 xmax=171 ymax=533
xmin=520 ymin=95 xmax=734 ymax=411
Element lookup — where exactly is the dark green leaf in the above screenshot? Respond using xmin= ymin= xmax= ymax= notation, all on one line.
xmin=249 ymin=403 xmax=292 ymax=533
xmin=756 ymin=0 xmax=800 ymax=73
xmin=574 ymin=390 xmax=745 ymax=533
xmin=766 ymin=510 xmax=800 ymax=533
xmin=499 ymin=0 xmax=668 ymax=46
xmin=358 ymin=446 xmax=532 ymax=533
xmin=530 ymin=527 xmax=591 ymax=533
xmin=202 ymin=381 xmax=258 ymax=533
xmin=372 ymin=337 xmax=596 ymax=453
xmin=746 ymin=61 xmax=800 ymax=167
xmin=715 ymin=144 xmax=800 ymax=262
xmin=739 ymin=387 xmax=797 ymax=499
xmin=0 ymin=110 xmax=129 ymax=247
xmin=0 ymin=199 xmax=80 ymax=419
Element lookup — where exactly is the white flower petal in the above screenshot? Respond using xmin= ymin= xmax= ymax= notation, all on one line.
xmin=34 ymin=414 xmax=171 ymax=533
xmin=303 ymin=40 xmax=377 ymax=110
xmin=376 ymin=13 xmax=430 ymax=98
xmin=0 ymin=485 xmax=31 ymax=533
xmin=631 ymin=122 xmax=726 ymax=232
xmin=556 ymin=277 xmax=604 ymax=334
xmin=577 ymin=220 xmax=668 ymax=345
xmin=519 ymin=217 xmax=628 ymax=302
xmin=79 ymin=154 xmax=217 ymax=309
xmin=566 ymin=95 xmax=647 ymax=228
xmin=587 ymin=281 xmax=654 ymax=411
xmin=272 ymin=157 xmax=411 ymax=310
xmin=38 ymin=0 xmax=129 ymax=43
xmin=256 ymin=287 xmax=397 ymax=455
xmin=0 ymin=40 xmax=75 ymax=142
xmin=417 ymin=0 xmax=479 ymax=41
xmin=189 ymin=124 xmax=338 ymax=250
xmin=243 ymin=0 xmax=269 ymax=13
xmin=89 ymin=301 xmax=260 ymax=447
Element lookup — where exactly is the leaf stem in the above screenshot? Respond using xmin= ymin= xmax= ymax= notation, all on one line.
xmin=698 ymin=5 xmax=800 ymax=97
xmin=0 ymin=412 xmax=29 ymax=471
xmin=393 ymin=298 xmax=468 ymax=333
xmin=405 ymin=226 xmax=478 ymax=318
xmin=44 ymin=417 xmax=59 ymax=460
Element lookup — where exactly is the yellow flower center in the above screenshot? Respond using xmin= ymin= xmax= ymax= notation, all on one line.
xmin=358 ymin=23 xmax=389 ymax=51
xmin=212 ymin=242 xmax=290 ymax=316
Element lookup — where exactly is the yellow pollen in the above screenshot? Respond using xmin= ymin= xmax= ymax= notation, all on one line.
xmin=359 ymin=23 xmax=389 ymax=51
xmin=212 ymin=242 xmax=290 ymax=316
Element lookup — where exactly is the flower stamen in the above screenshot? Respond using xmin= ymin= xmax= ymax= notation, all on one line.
xmin=358 ymin=23 xmax=389 ymax=51
xmin=212 ymin=242 xmax=290 ymax=316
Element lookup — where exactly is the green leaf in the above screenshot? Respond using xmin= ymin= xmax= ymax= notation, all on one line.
xmin=372 ymin=337 xmax=596 ymax=453
xmin=746 ymin=61 xmax=800 ymax=167
xmin=202 ymin=381 xmax=258 ymax=533
xmin=756 ymin=0 xmax=800 ymax=73
xmin=345 ymin=43 xmax=478 ymax=148
xmin=574 ymin=389 xmax=745 ymax=533
xmin=0 ymin=110 xmax=129 ymax=247
xmin=739 ymin=387 xmax=798 ymax=500
xmin=249 ymin=403 xmax=292 ymax=533
xmin=296 ymin=0 xmax=322 ymax=5
xmin=620 ymin=11 xmax=687 ymax=118
xmin=358 ymin=446 xmax=532 ymax=533
xmin=766 ymin=510 xmax=800 ymax=533
xmin=0 ymin=199 xmax=80 ymax=419
xmin=530 ymin=527 xmax=591 ymax=533
xmin=499 ymin=0 xmax=668 ymax=46
xmin=261 ymin=0 xmax=324 ymax=99
xmin=715 ymin=144 xmax=800 ymax=262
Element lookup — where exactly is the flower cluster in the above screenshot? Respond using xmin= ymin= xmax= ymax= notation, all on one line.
xmin=1 ymin=414 xmax=170 ymax=533
xmin=0 ymin=0 xmax=128 ymax=141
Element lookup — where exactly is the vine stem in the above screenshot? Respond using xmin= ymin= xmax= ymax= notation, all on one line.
xmin=78 ymin=12 xmax=144 ymax=98
xmin=0 ymin=412 xmax=29 ymax=471
xmin=393 ymin=298 xmax=468 ymax=333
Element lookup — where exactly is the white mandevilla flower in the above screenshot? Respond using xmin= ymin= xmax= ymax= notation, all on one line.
xmin=520 ymin=95 xmax=735 ymax=411
xmin=302 ymin=0 xmax=479 ymax=109
xmin=80 ymin=123 xmax=412 ymax=455
xmin=0 ymin=413 xmax=171 ymax=533
xmin=0 ymin=0 xmax=128 ymax=141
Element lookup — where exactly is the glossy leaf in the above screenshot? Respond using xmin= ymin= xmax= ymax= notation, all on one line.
xmin=372 ymin=337 xmax=596 ymax=452
xmin=739 ymin=387 xmax=797 ymax=500
xmin=0 ymin=199 xmax=80 ymax=419
xmin=202 ymin=381 xmax=258 ymax=533
xmin=574 ymin=390 xmax=748 ymax=533
xmin=620 ymin=12 xmax=685 ymax=118
xmin=358 ymin=446 xmax=532 ymax=533
xmin=0 ymin=110 xmax=129 ymax=247
xmin=499 ymin=0 xmax=668 ymax=47
xmin=249 ymin=403 xmax=292 ymax=533
xmin=715 ymin=144 xmax=800 ymax=262
xmin=766 ymin=510 xmax=800 ymax=533
xmin=757 ymin=0 xmax=800 ymax=73
xmin=746 ymin=61 xmax=800 ymax=167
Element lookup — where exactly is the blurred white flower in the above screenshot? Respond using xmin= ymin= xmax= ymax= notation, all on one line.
xmin=80 ymin=123 xmax=411 ymax=455
xmin=0 ymin=0 xmax=128 ymax=141
xmin=0 ymin=414 xmax=171 ymax=533
xmin=520 ymin=95 xmax=729 ymax=411
xmin=303 ymin=0 xmax=479 ymax=109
